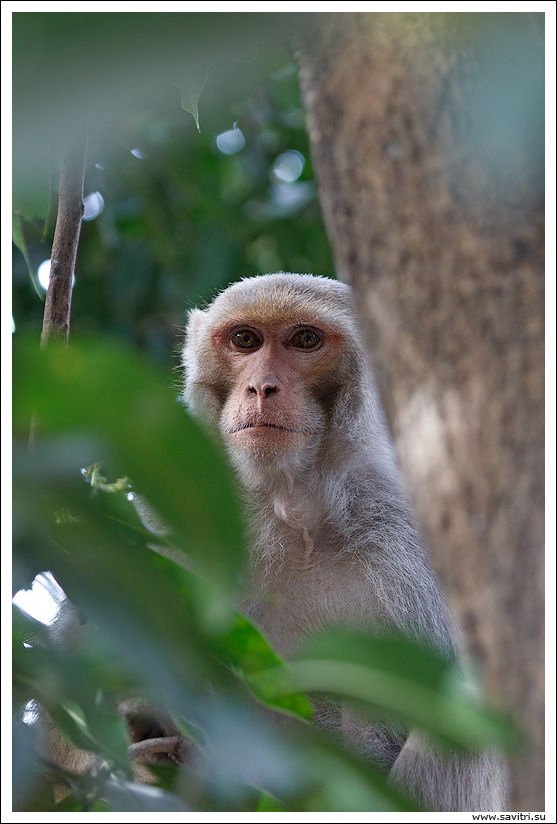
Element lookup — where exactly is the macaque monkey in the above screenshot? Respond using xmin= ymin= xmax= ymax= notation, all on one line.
xmin=40 ymin=272 xmax=506 ymax=811
xmin=182 ymin=272 xmax=508 ymax=812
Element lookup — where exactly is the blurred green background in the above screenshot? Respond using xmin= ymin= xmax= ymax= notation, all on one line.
xmin=12 ymin=11 xmax=334 ymax=370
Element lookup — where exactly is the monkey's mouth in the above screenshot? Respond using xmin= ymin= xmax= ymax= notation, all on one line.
xmin=230 ymin=422 xmax=303 ymax=435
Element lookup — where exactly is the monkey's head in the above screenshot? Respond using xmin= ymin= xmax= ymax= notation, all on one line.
xmin=182 ymin=273 xmax=375 ymax=488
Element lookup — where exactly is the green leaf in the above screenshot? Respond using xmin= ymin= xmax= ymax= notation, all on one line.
xmin=12 ymin=335 xmax=245 ymax=612
xmin=255 ymin=630 xmax=518 ymax=752
xmin=12 ymin=165 xmax=50 ymax=223
xmin=50 ymin=701 xmax=127 ymax=765
xmin=12 ymin=212 xmax=43 ymax=299
xmin=14 ymin=628 xmax=133 ymax=774
xmin=101 ymin=779 xmax=191 ymax=812
xmin=55 ymin=795 xmax=110 ymax=812
xmin=300 ymin=742 xmax=417 ymax=812
xmin=262 ymin=729 xmax=419 ymax=813
xmin=169 ymin=710 xmax=210 ymax=750
xmin=215 ymin=613 xmax=313 ymax=721
xmin=256 ymin=790 xmax=286 ymax=811
xmin=12 ymin=718 xmax=46 ymax=812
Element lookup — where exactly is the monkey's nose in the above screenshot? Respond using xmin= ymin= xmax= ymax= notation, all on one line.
xmin=248 ymin=383 xmax=278 ymax=397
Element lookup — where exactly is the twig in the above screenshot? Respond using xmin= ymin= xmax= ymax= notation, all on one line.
xmin=128 ymin=735 xmax=182 ymax=763
xmin=40 ymin=135 xmax=88 ymax=347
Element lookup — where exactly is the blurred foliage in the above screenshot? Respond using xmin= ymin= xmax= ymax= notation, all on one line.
xmin=12 ymin=12 xmax=520 ymax=813
xmin=12 ymin=338 xmax=517 ymax=812
xmin=12 ymin=11 xmax=333 ymax=369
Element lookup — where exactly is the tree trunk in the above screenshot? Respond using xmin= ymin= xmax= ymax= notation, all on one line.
xmin=297 ymin=12 xmax=544 ymax=812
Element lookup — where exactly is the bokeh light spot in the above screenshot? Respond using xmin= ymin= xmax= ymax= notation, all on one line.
xmin=216 ymin=126 xmax=246 ymax=155
xmin=83 ymin=191 xmax=105 ymax=221
xmin=37 ymin=260 xmax=76 ymax=291
xmin=272 ymin=150 xmax=305 ymax=182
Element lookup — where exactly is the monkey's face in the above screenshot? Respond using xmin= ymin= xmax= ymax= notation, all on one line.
xmin=183 ymin=274 xmax=363 ymax=486
xmin=213 ymin=320 xmax=344 ymax=474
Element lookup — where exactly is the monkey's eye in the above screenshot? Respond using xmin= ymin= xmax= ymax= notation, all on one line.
xmin=289 ymin=328 xmax=322 ymax=349
xmin=231 ymin=329 xmax=262 ymax=349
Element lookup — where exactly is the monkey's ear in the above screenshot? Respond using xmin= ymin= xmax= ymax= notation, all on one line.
xmin=184 ymin=308 xmax=213 ymax=358
xmin=182 ymin=308 xmax=216 ymax=409
xmin=185 ymin=307 xmax=208 ymax=337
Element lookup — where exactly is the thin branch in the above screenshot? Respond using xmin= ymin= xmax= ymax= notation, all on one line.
xmin=40 ymin=135 xmax=88 ymax=347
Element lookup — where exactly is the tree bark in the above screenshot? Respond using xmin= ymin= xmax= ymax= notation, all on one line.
xmin=41 ymin=136 xmax=87 ymax=347
xmin=297 ymin=12 xmax=544 ymax=812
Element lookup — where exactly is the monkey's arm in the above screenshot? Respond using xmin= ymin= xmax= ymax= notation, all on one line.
xmin=388 ymin=728 xmax=509 ymax=812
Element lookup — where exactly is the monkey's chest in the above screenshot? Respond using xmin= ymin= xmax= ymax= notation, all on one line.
xmin=247 ymin=552 xmax=380 ymax=657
